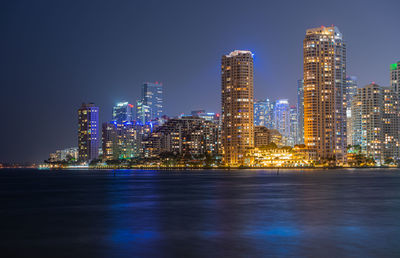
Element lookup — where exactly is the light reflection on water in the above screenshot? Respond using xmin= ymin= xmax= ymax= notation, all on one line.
xmin=1 ymin=169 xmax=400 ymax=257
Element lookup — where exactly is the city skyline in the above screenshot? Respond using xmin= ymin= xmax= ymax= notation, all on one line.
xmin=1 ymin=0 xmax=399 ymax=163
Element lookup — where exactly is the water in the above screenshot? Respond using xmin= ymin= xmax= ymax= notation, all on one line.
xmin=1 ymin=169 xmax=400 ymax=257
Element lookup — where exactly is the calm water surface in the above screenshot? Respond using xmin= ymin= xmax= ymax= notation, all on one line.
xmin=1 ymin=168 xmax=400 ymax=257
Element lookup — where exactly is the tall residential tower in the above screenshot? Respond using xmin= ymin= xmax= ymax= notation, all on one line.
xmin=78 ymin=103 xmax=99 ymax=162
xmin=221 ymin=50 xmax=254 ymax=165
xmin=303 ymin=26 xmax=347 ymax=164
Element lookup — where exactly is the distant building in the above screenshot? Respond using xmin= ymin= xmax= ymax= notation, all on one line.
xmin=113 ymin=102 xmax=133 ymax=123
xmin=102 ymin=122 xmax=140 ymax=161
xmin=274 ymin=99 xmax=290 ymax=145
xmin=136 ymin=82 xmax=163 ymax=123
xmin=345 ymin=76 xmax=358 ymax=146
xmin=221 ymin=50 xmax=254 ymax=165
xmin=303 ymin=26 xmax=347 ymax=164
xmin=268 ymin=129 xmax=283 ymax=146
xmin=351 ymin=83 xmax=384 ymax=163
xmin=49 ymin=147 xmax=78 ymax=162
xmin=142 ymin=116 xmax=220 ymax=158
xmin=254 ymin=99 xmax=273 ymax=128
xmin=391 ymin=62 xmax=400 ymax=96
xmin=289 ymin=105 xmax=298 ymax=146
xmin=296 ymin=79 xmax=304 ymax=144
xmin=382 ymin=87 xmax=400 ymax=162
xmin=350 ymin=83 xmax=400 ymax=164
xmin=254 ymin=126 xmax=269 ymax=147
xmin=78 ymin=103 xmax=99 ymax=162
xmin=191 ymin=110 xmax=220 ymax=124
xmin=254 ymin=126 xmax=283 ymax=148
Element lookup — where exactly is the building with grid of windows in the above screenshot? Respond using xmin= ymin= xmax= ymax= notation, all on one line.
xmin=254 ymin=99 xmax=273 ymax=128
xmin=221 ymin=50 xmax=254 ymax=166
xmin=78 ymin=103 xmax=99 ymax=162
xmin=136 ymin=82 xmax=163 ymax=123
xmin=297 ymin=79 xmax=304 ymax=144
xmin=391 ymin=62 xmax=400 ymax=96
xmin=303 ymin=26 xmax=347 ymax=164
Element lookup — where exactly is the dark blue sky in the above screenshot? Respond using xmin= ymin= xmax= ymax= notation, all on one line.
xmin=1 ymin=0 xmax=399 ymax=162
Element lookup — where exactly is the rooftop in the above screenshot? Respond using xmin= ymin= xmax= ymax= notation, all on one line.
xmin=226 ymin=50 xmax=253 ymax=58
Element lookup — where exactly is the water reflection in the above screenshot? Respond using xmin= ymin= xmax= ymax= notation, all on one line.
xmin=1 ymin=169 xmax=400 ymax=257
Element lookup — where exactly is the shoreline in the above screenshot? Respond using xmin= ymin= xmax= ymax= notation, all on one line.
xmin=2 ymin=165 xmax=397 ymax=170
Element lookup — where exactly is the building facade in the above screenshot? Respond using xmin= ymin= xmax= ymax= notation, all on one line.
xmin=350 ymin=84 xmax=400 ymax=164
xmin=102 ymin=122 xmax=141 ymax=161
xmin=254 ymin=99 xmax=273 ymax=128
xmin=221 ymin=50 xmax=254 ymax=165
xmin=274 ymin=99 xmax=291 ymax=146
xmin=382 ymin=87 xmax=400 ymax=162
xmin=112 ymin=102 xmax=133 ymax=123
xmin=78 ymin=103 xmax=99 ymax=162
xmin=254 ymin=126 xmax=269 ymax=147
xmin=49 ymin=147 xmax=78 ymax=162
xmin=297 ymin=79 xmax=304 ymax=144
xmin=391 ymin=62 xmax=400 ymax=95
xmin=303 ymin=26 xmax=347 ymax=164
xmin=351 ymin=84 xmax=384 ymax=163
xmin=345 ymin=76 xmax=358 ymax=146
xmin=136 ymin=82 xmax=163 ymax=123
xmin=289 ymin=105 xmax=298 ymax=146
xmin=142 ymin=116 xmax=220 ymax=158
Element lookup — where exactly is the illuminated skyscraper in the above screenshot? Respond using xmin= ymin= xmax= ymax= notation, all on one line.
xmin=221 ymin=50 xmax=254 ymax=165
xmin=136 ymin=82 xmax=163 ymax=123
xmin=350 ymin=84 xmax=399 ymax=164
xmin=78 ymin=103 xmax=99 ymax=162
xmin=303 ymin=26 xmax=347 ymax=164
xmin=274 ymin=99 xmax=291 ymax=145
xmin=345 ymin=76 xmax=358 ymax=146
xmin=382 ymin=87 xmax=399 ymax=162
xmin=102 ymin=122 xmax=140 ymax=161
xmin=297 ymin=79 xmax=304 ymax=144
xmin=289 ymin=105 xmax=298 ymax=146
xmin=351 ymin=84 xmax=384 ymax=163
xmin=254 ymin=99 xmax=273 ymax=128
xmin=112 ymin=102 xmax=133 ymax=123
xmin=391 ymin=62 xmax=400 ymax=95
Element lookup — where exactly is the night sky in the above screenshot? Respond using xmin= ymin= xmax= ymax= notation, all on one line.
xmin=1 ymin=0 xmax=399 ymax=163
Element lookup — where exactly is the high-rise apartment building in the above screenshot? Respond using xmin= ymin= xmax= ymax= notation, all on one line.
xmin=274 ymin=99 xmax=291 ymax=145
xmin=344 ymin=76 xmax=358 ymax=107
xmin=345 ymin=76 xmax=358 ymax=146
xmin=136 ymin=82 xmax=163 ymax=123
xmin=351 ymin=84 xmax=384 ymax=163
xmin=254 ymin=99 xmax=273 ymax=128
xmin=382 ymin=87 xmax=400 ymax=161
xmin=78 ymin=103 xmax=99 ymax=162
xmin=221 ymin=50 xmax=254 ymax=165
xmin=297 ymin=79 xmax=304 ymax=144
xmin=102 ymin=122 xmax=140 ymax=161
xmin=391 ymin=62 xmax=400 ymax=95
xmin=350 ymin=84 xmax=400 ymax=164
xmin=303 ymin=26 xmax=347 ymax=164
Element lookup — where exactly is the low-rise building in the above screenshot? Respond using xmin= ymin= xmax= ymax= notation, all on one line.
xmin=142 ymin=116 xmax=221 ymax=158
